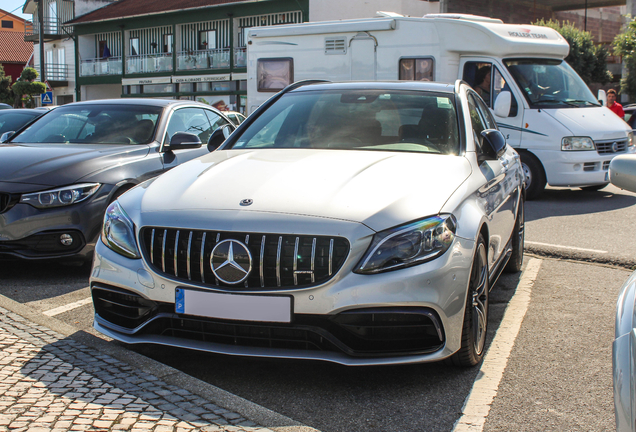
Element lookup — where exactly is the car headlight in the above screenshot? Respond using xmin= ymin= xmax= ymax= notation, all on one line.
xmin=20 ymin=183 xmax=101 ymax=208
xmin=101 ymin=201 xmax=140 ymax=259
xmin=561 ymin=136 xmax=595 ymax=151
xmin=355 ymin=214 xmax=457 ymax=274
xmin=628 ymin=132 xmax=634 ymax=149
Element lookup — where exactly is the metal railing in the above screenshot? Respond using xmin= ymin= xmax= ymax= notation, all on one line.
xmin=234 ymin=47 xmax=247 ymax=68
xmin=80 ymin=57 xmax=123 ymax=77
xmin=176 ymin=48 xmax=230 ymax=71
xmin=34 ymin=63 xmax=68 ymax=80
xmin=24 ymin=18 xmax=72 ymax=37
xmin=126 ymin=53 xmax=173 ymax=74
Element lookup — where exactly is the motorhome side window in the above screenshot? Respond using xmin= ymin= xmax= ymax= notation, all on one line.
xmin=257 ymin=58 xmax=293 ymax=92
xmin=399 ymin=58 xmax=434 ymax=81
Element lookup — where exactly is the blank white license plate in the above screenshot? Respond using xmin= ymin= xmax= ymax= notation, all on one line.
xmin=175 ymin=288 xmax=292 ymax=323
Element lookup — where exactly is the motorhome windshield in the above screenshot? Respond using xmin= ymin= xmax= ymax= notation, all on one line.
xmin=504 ymin=59 xmax=600 ymax=109
xmin=231 ymin=89 xmax=460 ymax=155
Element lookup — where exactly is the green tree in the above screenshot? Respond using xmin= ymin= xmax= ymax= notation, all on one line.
xmin=534 ymin=19 xmax=612 ymax=85
xmin=614 ymin=18 xmax=636 ymax=101
xmin=0 ymin=64 xmax=13 ymax=105
xmin=11 ymin=67 xmax=47 ymax=108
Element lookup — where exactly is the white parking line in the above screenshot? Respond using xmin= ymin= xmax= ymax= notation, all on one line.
xmin=525 ymin=241 xmax=607 ymax=254
xmin=452 ymin=258 xmax=542 ymax=432
xmin=42 ymin=297 xmax=93 ymax=317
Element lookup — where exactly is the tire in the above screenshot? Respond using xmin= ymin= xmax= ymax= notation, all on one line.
xmin=504 ymin=197 xmax=524 ymax=273
xmin=519 ymin=152 xmax=546 ymax=200
xmin=580 ymin=184 xmax=608 ymax=192
xmin=450 ymin=234 xmax=489 ymax=367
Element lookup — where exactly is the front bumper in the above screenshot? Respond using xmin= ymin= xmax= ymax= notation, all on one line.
xmin=0 ymin=185 xmax=113 ymax=260
xmin=91 ymin=231 xmax=476 ymax=366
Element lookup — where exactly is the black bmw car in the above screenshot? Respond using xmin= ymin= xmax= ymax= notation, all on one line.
xmin=0 ymin=99 xmax=233 ymax=262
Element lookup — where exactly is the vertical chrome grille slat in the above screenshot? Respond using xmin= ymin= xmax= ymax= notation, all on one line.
xmin=186 ymin=231 xmax=193 ymax=281
xmin=161 ymin=229 xmax=167 ymax=273
xmin=311 ymin=238 xmax=316 ymax=283
xmin=293 ymin=237 xmax=299 ymax=286
xmin=214 ymin=232 xmax=220 ymax=285
xmin=260 ymin=235 xmax=266 ymax=288
xmin=150 ymin=228 xmax=155 ymax=264
xmin=276 ymin=236 xmax=283 ymax=287
xmin=173 ymin=230 xmax=180 ymax=277
xmin=328 ymin=239 xmax=334 ymax=276
xmin=244 ymin=235 xmax=250 ymax=288
xmin=200 ymin=232 xmax=207 ymax=284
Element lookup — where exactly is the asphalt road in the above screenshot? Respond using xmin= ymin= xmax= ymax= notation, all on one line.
xmin=0 ymin=183 xmax=634 ymax=431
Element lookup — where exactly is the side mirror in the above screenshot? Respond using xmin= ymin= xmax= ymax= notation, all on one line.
xmin=168 ymin=132 xmax=202 ymax=150
xmin=207 ymin=124 xmax=234 ymax=151
xmin=1 ymin=131 xmax=15 ymax=143
xmin=480 ymin=129 xmax=507 ymax=159
xmin=598 ymin=89 xmax=607 ymax=107
xmin=609 ymin=154 xmax=636 ymax=193
xmin=493 ymin=91 xmax=512 ymax=118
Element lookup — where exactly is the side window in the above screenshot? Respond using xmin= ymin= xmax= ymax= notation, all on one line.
xmin=204 ymin=109 xmax=230 ymax=133
xmin=492 ymin=67 xmax=518 ymax=117
xmin=468 ymin=93 xmax=487 ymax=152
xmin=399 ymin=58 xmax=434 ymax=81
xmin=257 ymin=58 xmax=293 ymax=92
xmin=164 ymin=108 xmax=212 ymax=145
xmin=463 ymin=62 xmax=492 ymax=107
xmin=475 ymin=96 xmax=498 ymax=130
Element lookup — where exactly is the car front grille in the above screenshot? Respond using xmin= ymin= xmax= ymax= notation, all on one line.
xmin=596 ymin=138 xmax=628 ymax=155
xmin=140 ymin=227 xmax=350 ymax=290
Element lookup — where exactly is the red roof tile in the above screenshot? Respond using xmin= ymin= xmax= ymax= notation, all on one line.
xmin=68 ymin=0 xmax=256 ymax=25
xmin=0 ymin=31 xmax=33 ymax=63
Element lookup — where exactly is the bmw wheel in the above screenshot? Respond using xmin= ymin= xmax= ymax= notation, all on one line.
xmin=504 ymin=197 xmax=524 ymax=273
xmin=451 ymin=234 xmax=489 ymax=367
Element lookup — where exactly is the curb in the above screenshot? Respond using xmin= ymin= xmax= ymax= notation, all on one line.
xmin=0 ymin=292 xmax=319 ymax=432
xmin=524 ymin=245 xmax=636 ymax=270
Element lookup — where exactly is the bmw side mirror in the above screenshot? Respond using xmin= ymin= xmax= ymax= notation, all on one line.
xmin=480 ymin=129 xmax=507 ymax=159
xmin=493 ymin=91 xmax=512 ymax=118
xmin=168 ymin=132 xmax=202 ymax=150
xmin=609 ymin=154 xmax=636 ymax=193
xmin=207 ymin=124 xmax=234 ymax=151
xmin=1 ymin=131 xmax=15 ymax=143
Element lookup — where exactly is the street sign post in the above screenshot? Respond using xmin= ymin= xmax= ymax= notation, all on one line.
xmin=41 ymin=91 xmax=53 ymax=105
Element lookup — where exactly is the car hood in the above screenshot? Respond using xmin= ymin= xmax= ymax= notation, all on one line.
xmin=139 ymin=149 xmax=472 ymax=232
xmin=544 ymin=107 xmax=631 ymax=140
xmin=0 ymin=143 xmax=151 ymax=188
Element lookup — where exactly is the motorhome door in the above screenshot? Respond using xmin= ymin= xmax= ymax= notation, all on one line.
xmin=350 ymin=32 xmax=377 ymax=80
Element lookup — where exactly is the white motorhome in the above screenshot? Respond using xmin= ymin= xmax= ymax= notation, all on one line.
xmin=246 ymin=13 xmax=633 ymax=198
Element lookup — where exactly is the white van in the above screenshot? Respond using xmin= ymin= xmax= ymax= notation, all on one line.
xmin=246 ymin=13 xmax=633 ymax=198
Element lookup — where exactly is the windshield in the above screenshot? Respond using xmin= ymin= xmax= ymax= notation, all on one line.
xmin=11 ymin=104 xmax=162 ymax=144
xmin=231 ymin=89 xmax=460 ymax=155
xmin=0 ymin=111 xmax=42 ymax=134
xmin=504 ymin=59 xmax=599 ymax=108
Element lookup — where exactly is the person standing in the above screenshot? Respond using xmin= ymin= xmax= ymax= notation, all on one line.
xmin=607 ymin=89 xmax=625 ymax=119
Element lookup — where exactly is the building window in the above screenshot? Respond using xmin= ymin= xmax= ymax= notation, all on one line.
xmin=1 ymin=20 xmax=13 ymax=29
xmin=163 ymin=34 xmax=173 ymax=53
xmin=143 ymin=84 xmax=175 ymax=93
xmin=179 ymin=83 xmax=194 ymax=93
xmin=130 ymin=37 xmax=140 ymax=56
xmin=399 ymin=58 xmax=434 ymax=81
xmin=198 ymin=30 xmax=216 ymax=50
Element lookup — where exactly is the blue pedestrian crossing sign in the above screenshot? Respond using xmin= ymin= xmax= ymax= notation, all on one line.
xmin=41 ymin=91 xmax=53 ymax=105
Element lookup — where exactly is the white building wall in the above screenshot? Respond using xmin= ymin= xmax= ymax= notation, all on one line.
xmin=308 ymin=0 xmax=439 ymax=21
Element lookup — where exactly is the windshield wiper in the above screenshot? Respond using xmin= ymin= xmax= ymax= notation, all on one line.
xmin=564 ymin=99 xmax=601 ymax=107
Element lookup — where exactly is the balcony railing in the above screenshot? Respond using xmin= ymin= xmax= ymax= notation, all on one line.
xmin=234 ymin=47 xmax=246 ymax=68
xmin=80 ymin=57 xmax=123 ymax=77
xmin=34 ymin=63 xmax=68 ymax=81
xmin=24 ymin=18 xmax=72 ymax=38
xmin=126 ymin=53 xmax=173 ymax=74
xmin=176 ymin=48 xmax=230 ymax=71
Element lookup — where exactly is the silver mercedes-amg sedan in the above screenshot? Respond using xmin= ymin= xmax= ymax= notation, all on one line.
xmin=90 ymin=81 xmax=525 ymax=366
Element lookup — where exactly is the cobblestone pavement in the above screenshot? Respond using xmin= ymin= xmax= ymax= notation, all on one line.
xmin=0 ymin=306 xmax=273 ymax=432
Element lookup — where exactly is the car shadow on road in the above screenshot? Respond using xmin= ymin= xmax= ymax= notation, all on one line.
xmin=129 ymin=266 xmax=524 ymax=432
xmin=0 ymin=260 xmax=90 ymax=303
xmin=526 ymin=187 xmax=636 ymax=221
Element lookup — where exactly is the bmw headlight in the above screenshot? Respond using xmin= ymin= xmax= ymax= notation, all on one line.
xmin=101 ymin=201 xmax=140 ymax=259
xmin=561 ymin=136 xmax=595 ymax=151
xmin=355 ymin=214 xmax=457 ymax=274
xmin=628 ymin=132 xmax=634 ymax=150
xmin=20 ymin=183 xmax=101 ymax=208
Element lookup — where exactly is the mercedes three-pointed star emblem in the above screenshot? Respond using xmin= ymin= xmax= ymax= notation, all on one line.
xmin=210 ymin=239 xmax=252 ymax=284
